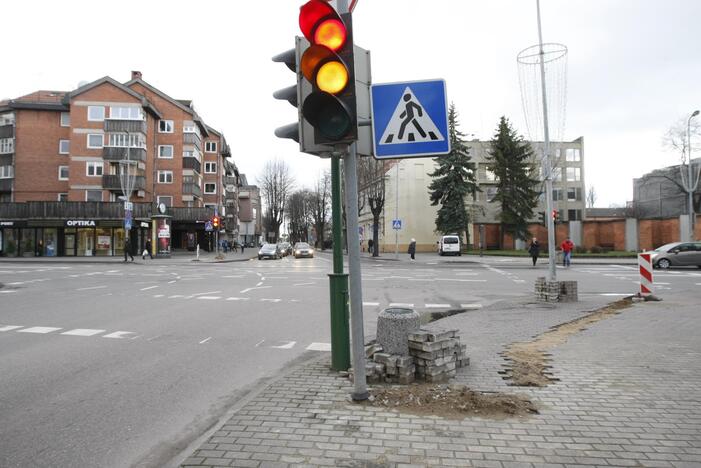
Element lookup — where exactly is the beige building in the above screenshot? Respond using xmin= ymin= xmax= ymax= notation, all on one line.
xmin=359 ymin=137 xmax=585 ymax=253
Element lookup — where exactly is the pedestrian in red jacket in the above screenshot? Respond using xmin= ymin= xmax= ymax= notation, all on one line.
xmin=561 ymin=237 xmax=574 ymax=267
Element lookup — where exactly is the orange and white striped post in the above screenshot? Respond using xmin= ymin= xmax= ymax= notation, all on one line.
xmin=638 ymin=253 xmax=654 ymax=295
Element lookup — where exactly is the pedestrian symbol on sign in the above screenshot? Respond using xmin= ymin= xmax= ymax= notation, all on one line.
xmin=380 ymin=87 xmax=444 ymax=145
xmin=392 ymin=219 xmax=402 ymax=230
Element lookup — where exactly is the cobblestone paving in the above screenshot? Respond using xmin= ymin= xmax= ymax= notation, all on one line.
xmin=182 ymin=298 xmax=701 ymax=467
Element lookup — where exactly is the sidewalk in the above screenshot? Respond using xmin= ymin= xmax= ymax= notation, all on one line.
xmin=0 ymin=249 xmax=258 ymax=265
xmin=176 ymin=296 xmax=701 ymax=467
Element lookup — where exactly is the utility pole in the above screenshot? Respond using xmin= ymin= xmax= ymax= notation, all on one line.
xmin=394 ymin=160 xmax=399 ymax=258
xmin=685 ymin=110 xmax=700 ymax=241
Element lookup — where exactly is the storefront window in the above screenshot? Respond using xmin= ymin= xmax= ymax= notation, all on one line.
xmin=64 ymin=228 xmax=76 ymax=256
xmin=20 ymin=229 xmax=36 ymax=257
xmin=77 ymin=228 xmax=95 ymax=256
xmin=43 ymin=229 xmax=58 ymax=256
xmin=96 ymin=228 xmax=112 ymax=256
xmin=2 ymin=229 xmax=18 ymax=257
xmin=114 ymin=228 xmax=126 ymax=256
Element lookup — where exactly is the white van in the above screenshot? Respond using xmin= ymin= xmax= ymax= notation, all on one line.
xmin=438 ymin=235 xmax=461 ymax=256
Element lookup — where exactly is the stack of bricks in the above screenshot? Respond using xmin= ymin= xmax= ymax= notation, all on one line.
xmin=355 ymin=344 xmax=416 ymax=384
xmin=407 ymin=329 xmax=469 ymax=383
xmin=559 ymin=280 xmax=578 ymax=302
xmin=535 ymin=276 xmax=561 ymax=302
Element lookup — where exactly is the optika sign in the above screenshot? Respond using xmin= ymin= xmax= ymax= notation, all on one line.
xmin=65 ymin=220 xmax=96 ymax=227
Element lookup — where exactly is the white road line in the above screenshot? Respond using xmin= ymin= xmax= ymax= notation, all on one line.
xmin=223 ymin=275 xmax=244 ymax=278
xmin=425 ymin=304 xmax=451 ymax=308
xmin=7 ymin=282 xmax=24 ymax=285
xmin=77 ymin=286 xmax=107 ymax=291
xmin=460 ymin=303 xmax=483 ymax=309
xmin=18 ymin=327 xmax=62 ymax=334
xmin=389 ymin=303 xmax=414 ymax=308
xmin=261 ymin=298 xmax=282 ymax=302
xmin=271 ymin=341 xmax=296 ymax=349
xmin=226 ymin=297 xmax=250 ymax=301
xmin=256 ymin=281 xmax=263 ymax=286
xmin=363 ymin=302 xmax=380 ymax=307
xmin=306 ymin=342 xmax=331 ymax=351
xmin=293 ymin=282 xmax=315 ymax=286
xmin=168 ymin=295 xmax=187 ymax=299
xmin=140 ymin=285 xmax=159 ymax=291
xmin=255 ymin=339 xmax=265 ymax=347
xmin=0 ymin=325 xmax=24 ymax=332
xmin=190 ymin=291 xmax=222 ymax=297
xmin=61 ymin=329 xmax=106 ymax=337
xmin=435 ymin=278 xmax=487 ymax=282
xmin=168 ymin=280 xmax=176 ymax=284
xmin=240 ymin=286 xmax=272 ymax=293
xmin=0 ymin=290 xmax=17 ymax=294
xmin=197 ymin=296 xmax=221 ymax=300
xmin=103 ymin=331 xmax=135 ymax=339
xmin=153 ymin=294 xmax=164 ymax=298
xmin=199 ymin=337 xmax=212 ymax=344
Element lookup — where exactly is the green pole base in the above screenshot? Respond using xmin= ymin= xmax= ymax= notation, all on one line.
xmin=328 ymin=272 xmax=350 ymax=371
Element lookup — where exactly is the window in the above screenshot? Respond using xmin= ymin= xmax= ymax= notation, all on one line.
xmin=552 ymin=167 xmax=562 ymax=182
xmin=552 ymin=188 xmax=563 ymax=201
xmin=158 ymin=170 xmax=173 ymax=184
xmin=567 ymin=187 xmax=582 ymax=202
xmin=86 ymin=161 xmax=103 ymax=176
xmin=0 ymin=138 xmax=14 ymax=154
xmin=204 ymin=183 xmax=216 ymax=194
xmin=183 ymin=121 xmax=199 ymax=135
xmin=486 ymin=186 xmax=498 ymax=202
xmin=59 ymin=140 xmax=70 ymax=154
xmin=87 ymin=106 xmax=105 ymax=121
xmin=108 ymin=133 xmax=144 ymax=148
xmin=58 ymin=166 xmax=69 ymax=180
xmin=566 ymin=167 xmax=581 ymax=182
xmin=484 ymin=168 xmax=496 ymax=181
xmin=157 ymin=195 xmax=173 ymax=207
xmin=109 ymin=106 xmax=143 ymax=120
xmin=86 ymin=190 xmax=102 ymax=202
xmin=60 ymin=112 xmax=71 ymax=127
xmin=204 ymin=162 xmax=217 ymax=173
xmin=555 ymin=148 xmax=561 ymax=160
xmin=566 ymin=148 xmax=581 ymax=162
xmin=205 ymin=141 xmax=217 ymax=153
xmin=58 ymin=193 xmax=68 ymax=202
xmin=567 ymin=209 xmax=582 ymax=221
xmin=158 ymin=145 xmax=173 ymax=158
xmin=159 ymin=120 xmax=174 ymax=133
xmin=87 ymin=134 xmax=103 ymax=149
xmin=0 ymin=165 xmax=13 ymax=178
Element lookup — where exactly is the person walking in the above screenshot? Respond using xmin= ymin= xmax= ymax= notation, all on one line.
xmin=408 ymin=238 xmax=416 ymax=262
xmin=240 ymin=242 xmax=244 ymax=255
xmin=143 ymin=239 xmax=153 ymax=259
xmin=561 ymin=237 xmax=575 ymax=267
xmin=368 ymin=238 xmax=374 ymax=256
xmin=528 ymin=237 xmax=540 ymax=267
xmin=124 ymin=237 xmax=134 ymax=262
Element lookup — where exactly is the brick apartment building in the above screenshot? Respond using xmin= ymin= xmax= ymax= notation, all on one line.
xmin=0 ymin=71 xmax=244 ymax=257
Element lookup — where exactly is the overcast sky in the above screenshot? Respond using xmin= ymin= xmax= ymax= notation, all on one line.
xmin=3 ymin=0 xmax=700 ymax=207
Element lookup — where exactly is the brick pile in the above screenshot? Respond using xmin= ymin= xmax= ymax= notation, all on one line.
xmin=559 ymin=280 xmax=578 ymax=302
xmin=535 ymin=277 xmax=579 ymax=303
xmin=408 ymin=329 xmax=469 ymax=383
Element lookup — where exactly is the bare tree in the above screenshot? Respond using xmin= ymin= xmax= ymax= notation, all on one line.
xmin=286 ymin=189 xmax=313 ymax=244
xmin=663 ymin=116 xmax=701 ymax=164
xmin=257 ymin=159 xmax=294 ymax=243
xmin=310 ymin=171 xmax=331 ymax=249
xmin=358 ymin=156 xmax=386 ymax=257
xmin=586 ymin=185 xmax=597 ymax=208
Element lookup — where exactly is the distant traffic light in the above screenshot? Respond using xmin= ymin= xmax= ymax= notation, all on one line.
xmin=552 ymin=209 xmax=559 ymax=224
xmin=538 ymin=211 xmax=546 ymax=226
xmin=212 ymin=216 xmax=220 ymax=229
xmin=298 ymin=0 xmax=357 ymax=143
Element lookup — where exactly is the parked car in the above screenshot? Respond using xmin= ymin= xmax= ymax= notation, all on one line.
xmin=258 ymin=243 xmax=281 ymax=260
xmin=438 ymin=234 xmax=461 ymax=256
xmin=648 ymin=241 xmax=701 ymax=269
xmin=294 ymin=242 xmax=314 ymax=258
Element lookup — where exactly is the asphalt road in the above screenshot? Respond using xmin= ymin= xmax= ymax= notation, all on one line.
xmin=0 ymin=253 xmax=699 ymax=467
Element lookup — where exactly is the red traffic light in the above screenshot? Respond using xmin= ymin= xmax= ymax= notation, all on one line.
xmin=212 ymin=216 xmax=220 ymax=228
xmin=299 ymin=0 xmax=347 ymax=51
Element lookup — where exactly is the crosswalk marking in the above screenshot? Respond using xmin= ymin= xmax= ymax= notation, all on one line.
xmin=197 ymin=296 xmax=221 ymax=300
xmin=103 ymin=331 xmax=135 ymax=339
xmin=61 ymin=329 xmax=106 ymax=337
xmin=306 ymin=342 xmax=331 ymax=351
xmin=460 ymin=303 xmax=483 ymax=309
xmin=389 ymin=303 xmax=414 ymax=308
xmin=363 ymin=302 xmax=380 ymax=307
xmin=425 ymin=303 xmax=451 ymax=308
xmin=0 ymin=325 xmax=23 ymax=332
xmin=18 ymin=327 xmax=62 ymax=334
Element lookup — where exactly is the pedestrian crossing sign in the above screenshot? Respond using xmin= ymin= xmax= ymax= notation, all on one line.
xmin=371 ymin=79 xmax=450 ymax=159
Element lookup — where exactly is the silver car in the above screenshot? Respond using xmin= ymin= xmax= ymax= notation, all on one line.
xmin=258 ymin=243 xmax=281 ymax=260
xmin=293 ymin=242 xmax=314 ymax=258
xmin=649 ymin=241 xmax=701 ymax=269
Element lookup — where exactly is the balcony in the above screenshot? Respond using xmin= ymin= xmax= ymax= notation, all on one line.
xmin=102 ymin=174 xmax=146 ymax=191
xmin=103 ymin=146 xmax=147 ymax=163
xmin=0 ymin=124 xmax=14 ymax=139
xmin=0 ymin=178 xmax=12 ymax=192
xmin=182 ymin=183 xmax=202 ymax=198
xmin=182 ymin=157 xmax=201 ymax=173
xmin=104 ymin=119 xmax=148 ymax=134
xmin=183 ymin=132 xmax=202 ymax=151
xmin=0 ymin=137 xmax=14 ymax=155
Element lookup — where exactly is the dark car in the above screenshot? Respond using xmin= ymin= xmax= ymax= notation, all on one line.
xmin=277 ymin=242 xmax=292 ymax=257
xmin=648 ymin=241 xmax=701 ymax=269
xmin=294 ymin=242 xmax=314 ymax=258
xmin=258 ymin=243 xmax=281 ymax=260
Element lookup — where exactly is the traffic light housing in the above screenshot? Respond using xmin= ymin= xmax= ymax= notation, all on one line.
xmin=552 ymin=209 xmax=559 ymax=224
xmin=212 ymin=216 xmax=220 ymax=229
xmin=538 ymin=211 xmax=546 ymax=226
xmin=298 ymin=0 xmax=357 ymax=143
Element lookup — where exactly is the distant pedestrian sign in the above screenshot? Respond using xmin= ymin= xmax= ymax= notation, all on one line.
xmin=392 ymin=219 xmax=402 ymax=230
xmin=205 ymin=221 xmax=213 ymax=232
xmin=371 ymin=79 xmax=450 ymax=159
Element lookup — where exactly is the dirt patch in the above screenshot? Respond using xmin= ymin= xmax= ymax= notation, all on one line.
xmin=502 ymin=298 xmax=633 ymax=386
xmin=362 ymin=383 xmax=538 ymax=420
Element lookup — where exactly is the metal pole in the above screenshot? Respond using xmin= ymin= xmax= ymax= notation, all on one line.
xmin=342 ymin=143 xmax=368 ymax=401
xmin=687 ymin=110 xmax=699 ymax=241
xmin=329 ymin=153 xmax=350 ymax=371
xmin=536 ymin=0 xmax=557 ymax=282
xmin=394 ymin=160 xmax=399 ymax=258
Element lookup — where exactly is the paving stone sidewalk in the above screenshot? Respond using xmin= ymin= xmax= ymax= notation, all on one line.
xmin=179 ymin=297 xmax=701 ymax=468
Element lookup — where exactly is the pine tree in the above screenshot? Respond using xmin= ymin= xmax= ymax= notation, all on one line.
xmin=428 ymin=103 xmax=478 ymax=246
xmin=486 ymin=116 xmax=540 ymax=247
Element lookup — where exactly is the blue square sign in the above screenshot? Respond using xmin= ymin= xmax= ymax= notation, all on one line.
xmin=371 ymin=79 xmax=450 ymax=159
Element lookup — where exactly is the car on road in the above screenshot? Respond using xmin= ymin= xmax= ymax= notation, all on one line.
xmin=293 ymin=242 xmax=314 ymax=258
xmin=649 ymin=241 xmax=701 ymax=269
xmin=438 ymin=234 xmax=461 ymax=256
xmin=278 ymin=241 xmax=292 ymax=257
xmin=258 ymin=243 xmax=281 ymax=260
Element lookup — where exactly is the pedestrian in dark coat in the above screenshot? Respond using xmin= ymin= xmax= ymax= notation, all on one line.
xmin=124 ymin=237 xmax=134 ymax=262
xmin=408 ymin=238 xmax=416 ymax=261
xmin=144 ymin=239 xmax=153 ymax=259
xmin=528 ymin=237 xmax=540 ymax=266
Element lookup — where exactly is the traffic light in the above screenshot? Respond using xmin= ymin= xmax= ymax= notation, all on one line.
xmin=212 ymin=216 xmax=220 ymax=229
xmin=552 ymin=209 xmax=559 ymax=224
xmin=298 ymin=0 xmax=357 ymax=143
xmin=538 ymin=211 xmax=546 ymax=226
xmin=272 ymin=45 xmax=301 ymax=143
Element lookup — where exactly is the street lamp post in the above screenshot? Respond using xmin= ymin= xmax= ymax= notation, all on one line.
xmin=687 ymin=110 xmax=699 ymax=241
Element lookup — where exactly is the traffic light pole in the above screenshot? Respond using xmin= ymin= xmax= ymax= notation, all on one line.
xmin=329 ymin=153 xmax=350 ymax=371
xmin=342 ymin=142 xmax=368 ymax=401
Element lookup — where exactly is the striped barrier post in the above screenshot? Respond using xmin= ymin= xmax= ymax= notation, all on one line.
xmin=638 ymin=253 xmax=654 ymax=295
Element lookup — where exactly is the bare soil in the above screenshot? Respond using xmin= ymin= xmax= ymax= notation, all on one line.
xmin=502 ymin=298 xmax=633 ymax=386
xmin=362 ymin=383 xmax=538 ymax=420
